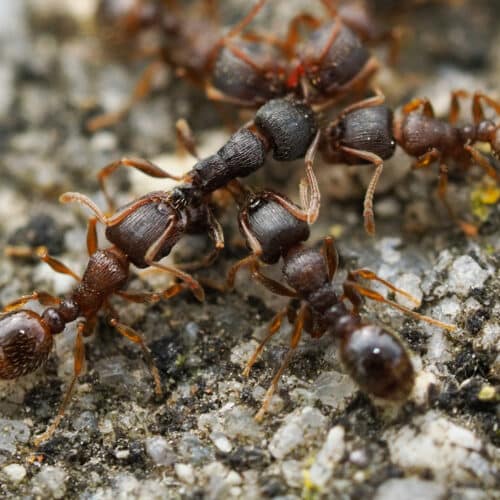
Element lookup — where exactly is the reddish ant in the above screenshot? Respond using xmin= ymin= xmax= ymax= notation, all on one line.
xmin=0 ymin=209 xmax=203 ymax=445
xmin=89 ymin=0 xmax=389 ymax=129
xmin=225 ymin=182 xmax=456 ymax=420
xmin=393 ymin=90 xmax=500 ymax=231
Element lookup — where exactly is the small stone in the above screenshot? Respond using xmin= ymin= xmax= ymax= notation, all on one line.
xmin=374 ymin=477 xmax=446 ymax=500
xmin=269 ymin=407 xmax=327 ymax=459
xmin=0 ymin=418 xmax=30 ymax=454
xmin=309 ymin=426 xmax=345 ymax=488
xmin=349 ymin=449 xmax=368 ymax=467
xmin=375 ymin=237 xmax=402 ymax=264
xmin=178 ymin=433 xmax=214 ymax=465
xmin=385 ymin=411 xmax=496 ymax=485
xmin=114 ymin=449 xmax=130 ymax=460
xmin=281 ymin=460 xmax=304 ymax=488
xmin=2 ymin=463 xmax=27 ymax=483
xmin=447 ymin=256 xmax=490 ymax=296
xmin=210 ymin=432 xmax=233 ymax=453
xmin=31 ymin=465 xmax=67 ymax=499
xmin=175 ymin=463 xmax=195 ymax=485
xmin=145 ymin=436 xmax=176 ymax=466
xmin=310 ymin=371 xmax=357 ymax=410
xmin=394 ymin=273 xmax=423 ymax=310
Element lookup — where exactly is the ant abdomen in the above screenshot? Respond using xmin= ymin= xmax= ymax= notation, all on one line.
xmin=212 ymin=41 xmax=286 ymax=105
xmin=105 ymin=193 xmax=183 ymax=268
xmin=338 ymin=323 xmax=415 ymax=401
xmin=243 ymin=194 xmax=310 ymax=264
xmin=303 ymin=23 xmax=370 ymax=95
xmin=326 ymin=105 xmax=396 ymax=162
xmin=254 ymin=99 xmax=317 ymax=161
xmin=0 ymin=310 xmax=53 ymax=379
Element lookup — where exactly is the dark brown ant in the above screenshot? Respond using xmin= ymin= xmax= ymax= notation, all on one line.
xmin=0 ymin=211 xmax=201 ymax=445
xmin=89 ymin=0 xmax=387 ymax=129
xmin=225 ymin=182 xmax=455 ymax=420
xmin=89 ymin=0 xmax=285 ymax=129
xmin=393 ymin=90 xmax=500 ymax=232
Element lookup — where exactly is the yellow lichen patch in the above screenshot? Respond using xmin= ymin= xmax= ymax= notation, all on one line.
xmin=477 ymin=384 xmax=497 ymax=402
xmin=302 ymin=469 xmax=321 ymax=500
xmin=470 ymin=179 xmax=500 ymax=221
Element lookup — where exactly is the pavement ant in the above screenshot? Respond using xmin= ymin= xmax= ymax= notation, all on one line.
xmin=226 ymin=183 xmax=456 ymax=420
xmin=393 ymin=90 xmax=500 ymax=232
xmin=0 ymin=212 xmax=199 ymax=445
xmin=89 ymin=0 xmax=388 ymax=129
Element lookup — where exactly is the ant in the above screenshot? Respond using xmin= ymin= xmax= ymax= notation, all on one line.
xmin=225 ymin=182 xmax=456 ymax=420
xmin=0 ymin=95 xmax=322 ymax=445
xmin=0 ymin=210 xmax=201 ymax=445
xmin=89 ymin=0 xmax=388 ymax=129
xmin=392 ymin=90 xmax=500 ymax=232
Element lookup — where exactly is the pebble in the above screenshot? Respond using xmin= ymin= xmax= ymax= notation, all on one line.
xmin=374 ymin=477 xmax=446 ymax=500
xmin=175 ymin=463 xmax=195 ymax=485
xmin=178 ymin=433 xmax=214 ymax=465
xmin=308 ymin=426 xmax=346 ymax=489
xmin=281 ymin=460 xmax=303 ymax=488
xmin=31 ymin=465 xmax=67 ymax=499
xmin=269 ymin=407 xmax=327 ymax=460
xmin=310 ymin=371 xmax=357 ymax=410
xmin=394 ymin=273 xmax=423 ymax=310
xmin=0 ymin=418 xmax=30 ymax=453
xmin=209 ymin=432 xmax=233 ymax=454
xmin=2 ymin=463 xmax=27 ymax=483
xmin=385 ymin=411 xmax=497 ymax=485
xmin=145 ymin=436 xmax=176 ymax=466
xmin=447 ymin=256 xmax=490 ymax=296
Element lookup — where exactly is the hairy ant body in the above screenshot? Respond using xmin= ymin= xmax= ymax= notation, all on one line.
xmin=90 ymin=0 xmax=386 ymax=129
xmin=394 ymin=91 xmax=500 ymax=201
xmin=226 ymin=183 xmax=455 ymax=420
xmin=0 ymin=212 xmax=198 ymax=445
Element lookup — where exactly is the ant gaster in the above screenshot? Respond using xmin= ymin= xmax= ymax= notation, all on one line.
xmin=226 ymin=182 xmax=455 ymax=420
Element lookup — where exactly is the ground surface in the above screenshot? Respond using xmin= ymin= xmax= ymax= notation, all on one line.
xmin=0 ymin=1 xmax=499 ymax=498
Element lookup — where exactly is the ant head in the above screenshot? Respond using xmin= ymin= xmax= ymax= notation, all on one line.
xmin=0 ymin=310 xmax=54 ymax=379
xmin=477 ymin=120 xmax=496 ymax=144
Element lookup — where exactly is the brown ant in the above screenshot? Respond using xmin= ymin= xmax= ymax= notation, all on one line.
xmin=89 ymin=0 xmax=388 ymax=129
xmin=225 ymin=182 xmax=456 ymax=420
xmin=0 ymin=211 xmax=201 ymax=445
xmin=393 ymin=90 xmax=500 ymax=232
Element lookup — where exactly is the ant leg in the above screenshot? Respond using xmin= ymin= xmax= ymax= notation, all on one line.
xmin=412 ymin=148 xmax=441 ymax=169
xmin=343 ymin=279 xmax=456 ymax=331
xmin=282 ymin=13 xmax=320 ymax=58
xmin=175 ymin=118 xmax=199 ymax=159
xmin=449 ymin=89 xmax=469 ymax=125
xmin=403 ymin=98 xmax=435 ymax=117
xmin=86 ymin=217 xmax=98 ymax=256
xmin=86 ymin=60 xmax=165 ymax=131
xmin=323 ymin=236 xmax=339 ymax=282
xmin=97 ymin=157 xmax=183 ymax=212
xmin=3 ymin=291 xmax=61 ymax=313
xmin=339 ymin=146 xmax=384 ymax=235
xmin=178 ymin=210 xmax=225 ymax=271
xmin=254 ymin=304 xmax=307 ymax=422
xmin=109 ymin=318 xmax=162 ymax=397
xmin=472 ymin=92 xmax=500 ymax=124
xmin=348 ymin=269 xmax=420 ymax=306
xmin=60 ymin=191 xmax=157 ymax=229
xmin=34 ymin=321 xmax=86 ymax=446
xmin=464 ymin=145 xmax=499 ymax=180
xmin=317 ymin=18 xmax=342 ymax=64
xmin=226 ymin=255 xmax=296 ymax=297
xmin=116 ymin=283 xmax=185 ymax=304
xmin=337 ymin=89 xmax=385 ymax=118
xmin=243 ymin=306 xmax=288 ymax=377
xmin=144 ymin=218 xmax=205 ymax=302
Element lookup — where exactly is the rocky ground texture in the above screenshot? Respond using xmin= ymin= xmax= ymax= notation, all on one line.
xmin=0 ymin=1 xmax=499 ymax=498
